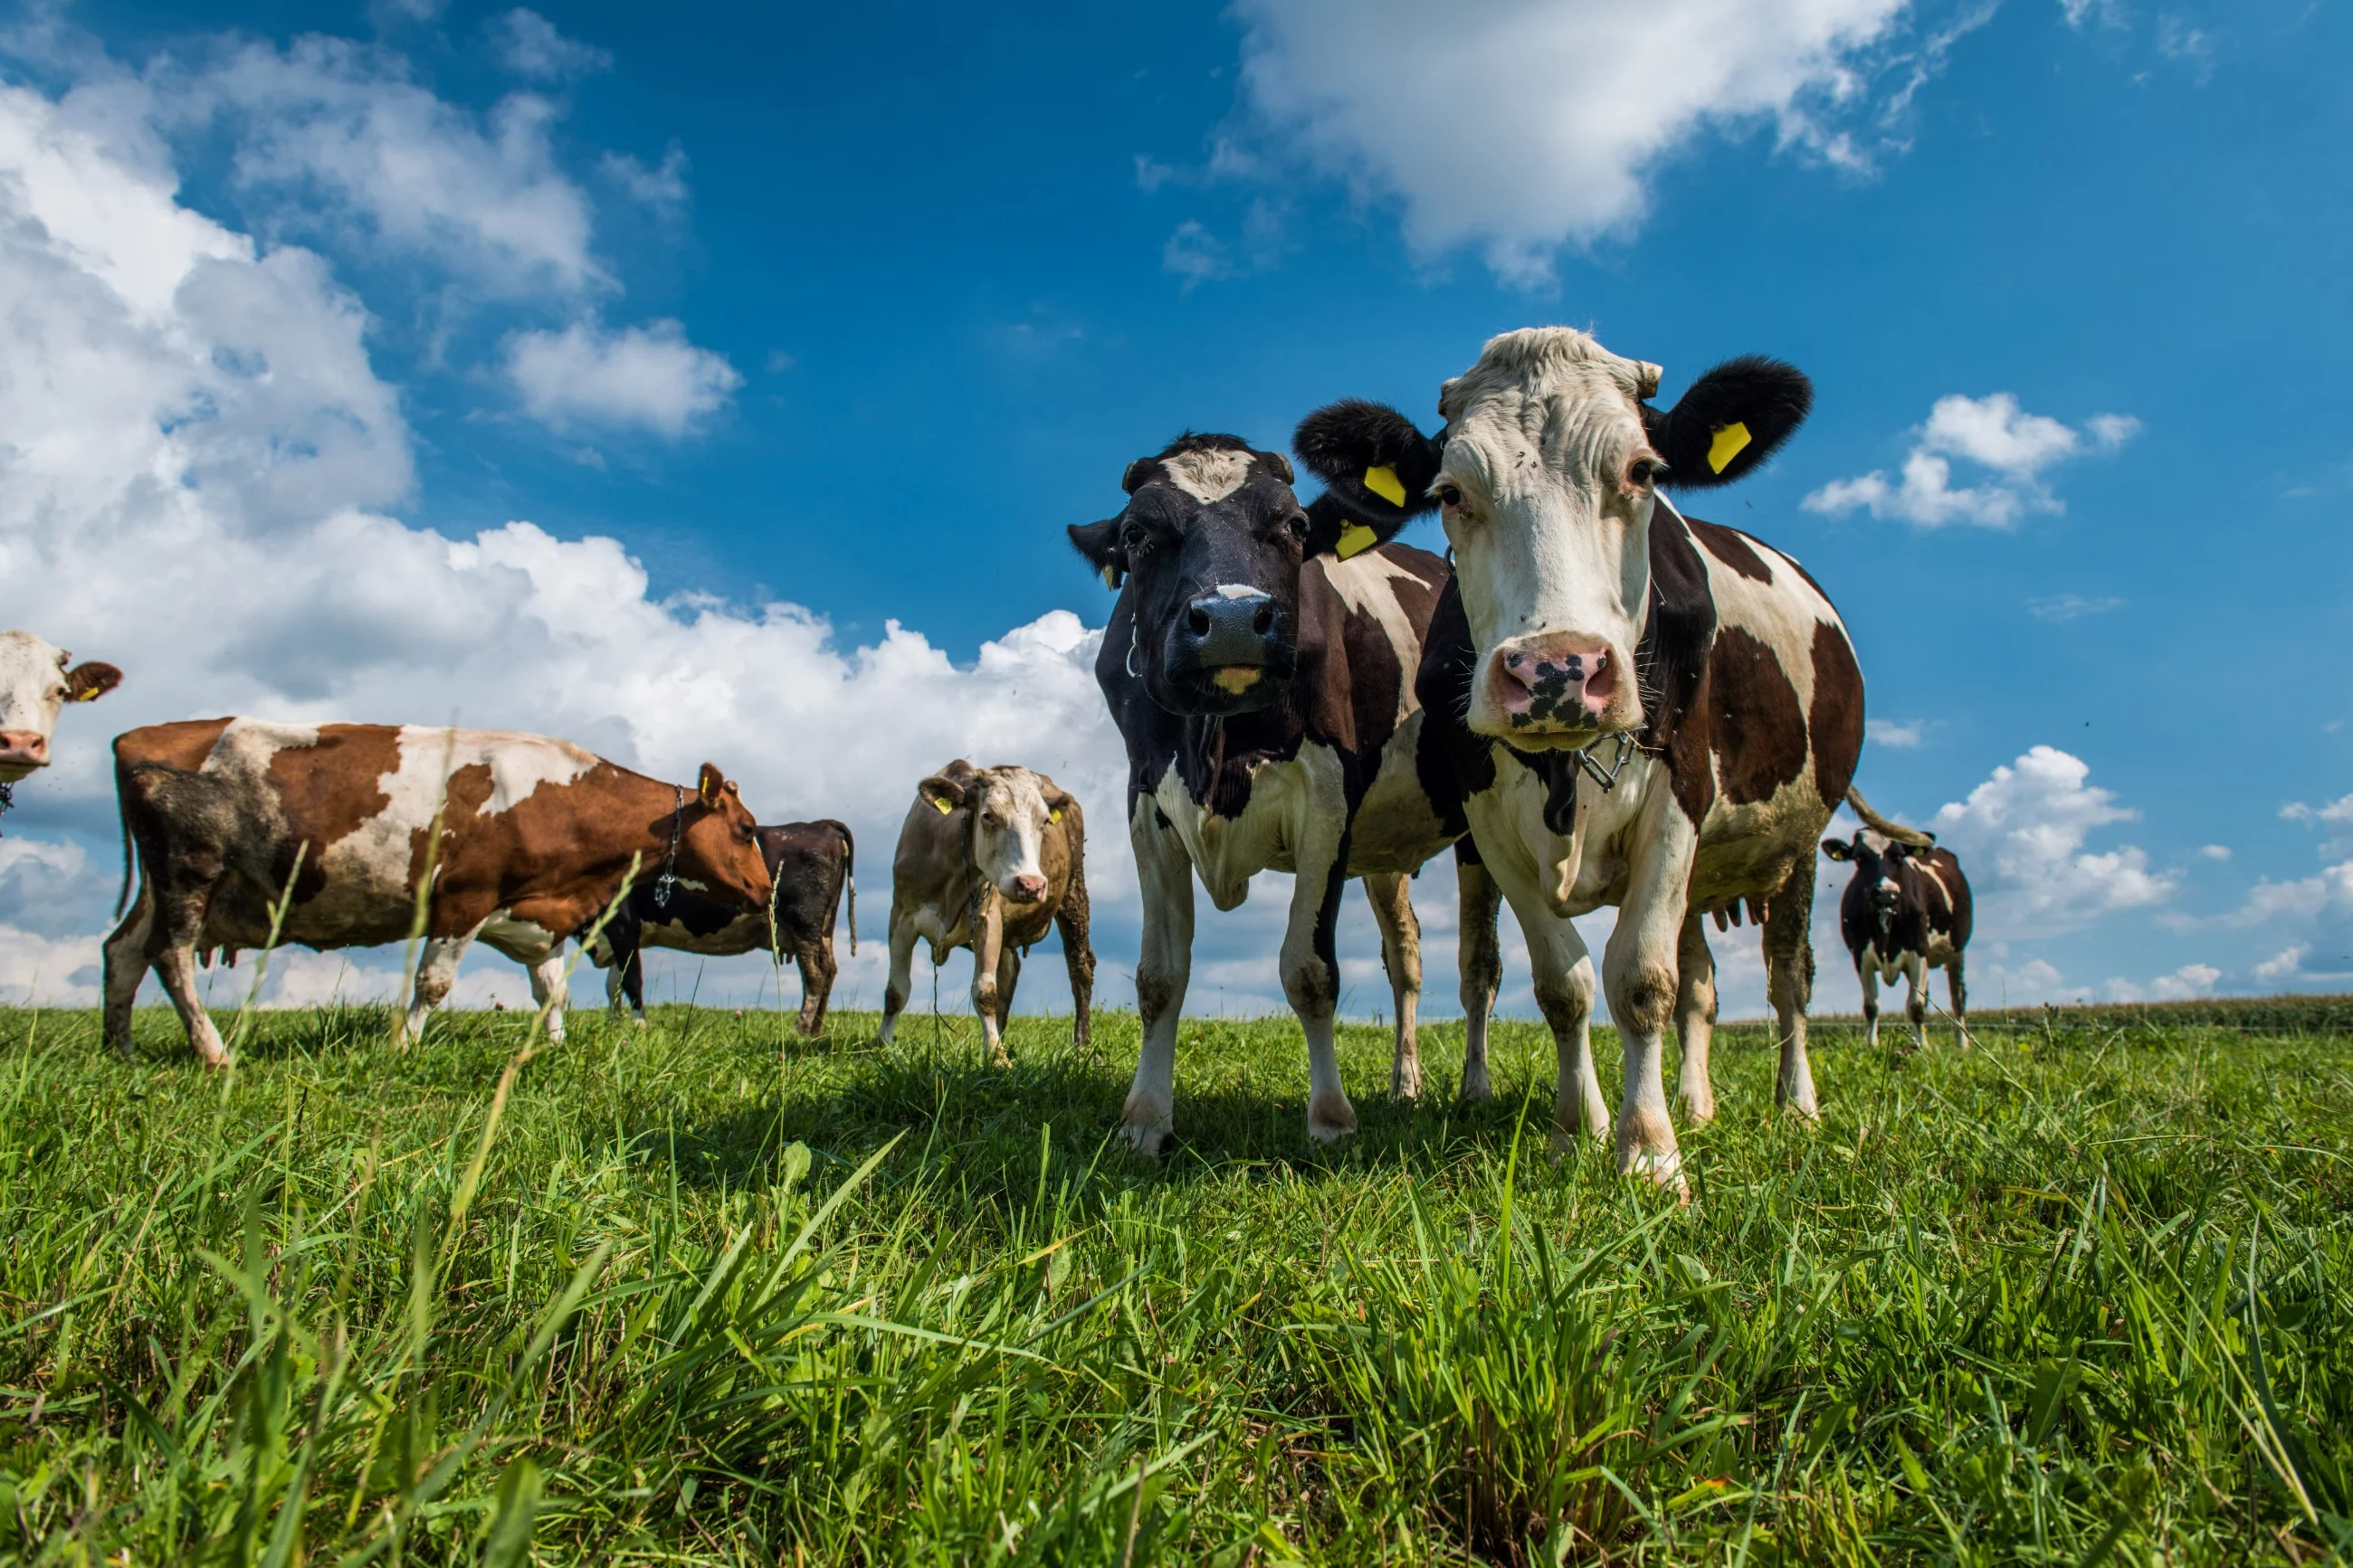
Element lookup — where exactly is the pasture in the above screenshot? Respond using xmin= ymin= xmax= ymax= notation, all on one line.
xmin=2 ymin=993 xmax=2348 ymax=1564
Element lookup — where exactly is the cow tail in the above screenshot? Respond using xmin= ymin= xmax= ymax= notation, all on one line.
xmin=1843 ymin=784 xmax=1936 ymax=849
xmin=112 ymin=755 xmax=138 ymax=920
xmin=824 ymin=818 xmax=856 ymax=955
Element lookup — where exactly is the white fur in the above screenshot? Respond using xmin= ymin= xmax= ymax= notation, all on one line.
xmin=0 ymin=631 xmax=84 ymax=780
xmin=1161 ymin=448 xmax=1253 ymax=504
xmin=1315 ymin=551 xmax=1427 ymax=726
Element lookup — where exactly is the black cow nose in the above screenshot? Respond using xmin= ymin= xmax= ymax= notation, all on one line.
xmin=1176 ymin=591 xmax=1283 ymax=668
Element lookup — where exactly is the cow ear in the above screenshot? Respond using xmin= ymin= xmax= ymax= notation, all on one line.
xmin=64 ymin=661 xmax=122 ymax=702
xmin=1043 ymin=786 xmax=1078 ymax=826
xmin=1292 ymin=399 xmax=1442 ymax=556
xmin=1647 ymin=356 xmax=1812 ymax=490
xmin=1820 ymin=838 xmax=1852 ymax=861
xmin=1120 ymin=458 xmax=1158 ymax=495
xmin=918 ymin=773 xmax=967 ymax=815
xmin=697 ymin=763 xmax=725 ymax=806
xmin=1067 ymin=517 xmax=1127 ymax=591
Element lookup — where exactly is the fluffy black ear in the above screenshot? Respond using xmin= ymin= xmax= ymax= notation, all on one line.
xmin=1292 ymin=400 xmax=1443 ymax=555
xmin=1067 ymin=517 xmax=1126 ymax=590
xmin=1645 ymin=356 xmax=1812 ymax=490
xmin=1820 ymin=838 xmax=1853 ymax=862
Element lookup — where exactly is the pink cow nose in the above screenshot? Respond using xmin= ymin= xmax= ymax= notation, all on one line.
xmin=1492 ymin=638 xmax=1617 ymax=728
xmin=1010 ymin=873 xmax=1047 ymax=902
xmin=0 ymin=730 xmax=50 ymax=767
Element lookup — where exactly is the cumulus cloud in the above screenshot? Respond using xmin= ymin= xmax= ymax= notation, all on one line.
xmin=1805 ymin=393 xmax=2139 ymax=528
xmin=505 ymin=319 xmax=743 ymax=435
xmin=2281 ymin=792 xmax=2353 ymax=858
xmin=1929 ymin=745 xmax=2174 ymax=937
xmin=1229 ymin=0 xmax=1987 ymax=285
xmin=491 ymin=9 xmax=611 ymax=81
xmin=601 ymin=144 xmax=690 ymax=213
xmin=1865 ymin=717 xmax=1927 ymax=748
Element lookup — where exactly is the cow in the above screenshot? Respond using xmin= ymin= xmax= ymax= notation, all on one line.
xmin=0 ymin=630 xmax=122 ymax=809
xmin=1821 ymin=787 xmax=1972 ymax=1048
xmin=1295 ymin=327 xmax=1864 ymax=1188
xmin=102 ymin=720 xmax=772 ymax=1065
xmin=1066 ymin=432 xmax=1500 ymax=1154
xmin=876 ymin=760 xmax=1094 ymax=1064
xmin=582 ymin=819 xmax=856 ymax=1034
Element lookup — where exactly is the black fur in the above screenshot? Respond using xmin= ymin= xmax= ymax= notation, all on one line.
xmin=1291 ymin=399 xmax=1443 ymax=540
xmin=1643 ymin=356 xmax=1812 ymax=490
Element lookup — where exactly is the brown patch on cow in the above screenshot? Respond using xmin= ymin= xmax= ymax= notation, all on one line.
xmin=1808 ymin=620 xmax=1865 ymax=810
xmin=1690 ymin=518 xmax=1774 ymax=583
xmin=115 ymin=717 xmax=233 ymax=774
xmin=264 ymin=724 xmax=404 ymax=902
xmin=1641 ymin=508 xmax=1720 ymax=825
xmin=1710 ymin=626 xmax=1806 ymax=805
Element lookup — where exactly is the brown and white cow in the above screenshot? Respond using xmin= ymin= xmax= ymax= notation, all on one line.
xmin=1067 ymin=434 xmax=1500 ymax=1153
xmin=584 ymin=819 xmax=856 ymax=1034
xmin=1822 ymin=787 xmax=1973 ymax=1048
xmin=0 ymin=630 xmax=121 ymax=800
xmin=103 ymin=720 xmax=771 ymax=1064
xmin=1298 ymin=328 xmax=1863 ymax=1187
xmin=876 ymin=760 xmax=1095 ymax=1064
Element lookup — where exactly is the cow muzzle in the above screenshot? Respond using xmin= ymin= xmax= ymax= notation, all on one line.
xmin=1163 ymin=588 xmax=1292 ymax=709
xmin=0 ymin=730 xmax=51 ymax=776
xmin=1482 ymin=632 xmax=1632 ymax=736
xmin=1005 ymin=872 xmax=1048 ymax=905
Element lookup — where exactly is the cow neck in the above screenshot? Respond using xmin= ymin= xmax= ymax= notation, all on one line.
xmin=1634 ymin=495 xmax=1720 ymax=825
xmin=1176 ymin=692 xmax=1306 ymax=820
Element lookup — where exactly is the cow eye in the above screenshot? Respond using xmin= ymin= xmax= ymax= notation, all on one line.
xmin=1628 ymin=459 xmax=1658 ymax=488
xmin=1285 ymin=512 xmax=1310 ymax=541
xmin=1438 ymin=484 xmax=1463 ymax=509
xmin=1120 ymin=522 xmax=1152 ymax=555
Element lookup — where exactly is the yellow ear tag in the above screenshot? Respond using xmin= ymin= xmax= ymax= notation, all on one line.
xmin=1334 ymin=523 xmax=1378 ymax=560
xmin=1049 ymin=808 xmax=1062 ymax=823
xmin=1707 ymin=422 xmax=1752 ymax=474
xmin=1361 ymin=464 xmax=1406 ymax=506
xmin=932 ymin=797 xmax=954 ymax=815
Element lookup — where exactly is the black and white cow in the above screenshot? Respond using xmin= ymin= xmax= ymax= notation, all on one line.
xmin=1822 ymin=788 xmax=1972 ymax=1048
xmin=1298 ymin=328 xmax=1865 ymax=1188
xmin=582 ymin=820 xmax=856 ymax=1035
xmin=1068 ymin=433 xmax=1499 ymax=1153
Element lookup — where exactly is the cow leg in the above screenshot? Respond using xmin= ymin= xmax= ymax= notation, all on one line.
xmin=996 ymin=946 xmax=1023 ymax=1029
xmin=1600 ymin=804 xmax=1700 ymax=1189
xmin=971 ymin=896 xmax=1012 ymax=1067
xmin=101 ymin=890 xmax=155 ymax=1060
xmin=1762 ymin=870 xmax=1821 ymax=1119
xmin=1362 ymin=872 xmax=1424 ymax=1101
xmin=1946 ymin=955 xmax=1969 ymax=1047
xmin=1903 ymin=951 xmax=1929 ymax=1050
xmin=151 ymin=941 xmax=230 ymax=1069
xmin=1283 ymin=803 xmax=1357 ymax=1145
xmin=1860 ymin=957 xmax=1881 ymax=1049
xmin=526 ymin=952 xmax=568 ymax=1044
xmin=1121 ymin=797 xmax=1195 ymax=1155
xmin=1053 ymin=868 xmax=1095 ymax=1055
xmin=876 ymin=907 xmax=919 ymax=1046
xmin=137 ymin=860 xmax=231 ymax=1068
xmin=396 ymin=932 xmax=475 ymax=1050
xmin=1673 ymin=914 xmax=1720 ymax=1125
xmin=1455 ymin=845 xmax=1502 ymax=1103
xmin=795 ymin=935 xmax=837 ymax=1036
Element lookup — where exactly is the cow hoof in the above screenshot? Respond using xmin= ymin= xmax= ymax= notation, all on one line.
xmin=1619 ymin=1145 xmax=1688 ymax=1198
xmin=1119 ymin=1120 xmax=1170 ymax=1158
xmin=1307 ymin=1089 xmax=1358 ymax=1144
xmin=1390 ymin=1065 xmax=1424 ymax=1101
xmin=1677 ymin=1091 xmax=1718 ymax=1126
xmin=1459 ymin=1066 xmax=1493 ymax=1104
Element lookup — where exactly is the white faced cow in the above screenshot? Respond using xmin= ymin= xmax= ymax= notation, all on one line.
xmin=105 ymin=719 xmax=773 ymax=1064
xmin=0 ymin=629 xmax=121 ymax=803
xmin=1822 ymin=787 xmax=1973 ymax=1048
xmin=1298 ymin=329 xmax=1864 ymax=1188
xmin=1068 ymin=434 xmax=1500 ymax=1154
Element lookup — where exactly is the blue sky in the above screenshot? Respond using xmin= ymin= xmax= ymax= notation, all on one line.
xmin=0 ymin=0 xmax=2346 ymax=1025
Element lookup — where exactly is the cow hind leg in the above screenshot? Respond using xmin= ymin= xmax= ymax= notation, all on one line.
xmin=1283 ymin=828 xmax=1358 ymax=1145
xmin=151 ymin=941 xmax=230 ymax=1069
xmin=397 ymin=934 xmax=474 ymax=1050
xmin=877 ymin=909 xmax=919 ymax=1046
xmin=1860 ymin=959 xmax=1881 ymax=1050
xmin=1762 ymin=871 xmax=1821 ymax=1120
xmin=1362 ymin=872 xmax=1424 ymax=1101
xmin=1122 ymin=802 xmax=1195 ymax=1155
xmin=1455 ymin=847 xmax=1502 ymax=1103
xmin=101 ymin=892 xmax=156 ymax=1060
xmin=1904 ymin=952 xmax=1929 ymax=1050
xmin=1673 ymin=914 xmax=1720 ymax=1125
xmin=795 ymin=936 xmax=837 ymax=1037
xmin=526 ymin=953 xmax=568 ymax=1044
xmin=1054 ymin=883 xmax=1095 ymax=1056
xmin=1947 ymin=954 xmax=1969 ymax=1047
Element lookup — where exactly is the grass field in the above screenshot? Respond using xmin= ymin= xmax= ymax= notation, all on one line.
xmin=3 ymin=986 xmax=2349 ymax=1564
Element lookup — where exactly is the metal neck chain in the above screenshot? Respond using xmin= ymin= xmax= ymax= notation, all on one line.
xmin=0 ymin=777 xmax=13 ymax=832
xmin=1572 ymin=729 xmax=1642 ymax=794
xmin=653 ymin=785 xmax=684 ymax=908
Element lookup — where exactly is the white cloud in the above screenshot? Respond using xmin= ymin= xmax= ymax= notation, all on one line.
xmin=2155 ymin=14 xmax=2215 ymax=79
xmin=1930 ymin=745 xmax=2175 ymax=937
xmin=491 ymin=10 xmax=611 ymax=81
xmin=2281 ymin=792 xmax=2353 ymax=859
xmin=1865 ymin=717 xmax=1926 ymax=748
xmin=1161 ymin=200 xmax=1288 ymax=290
xmin=601 ymin=144 xmax=690 ymax=212
xmin=2253 ymin=945 xmax=2307 ymax=982
xmin=1805 ymin=394 xmax=2139 ymax=528
xmin=2061 ymin=0 xmax=2129 ymax=26
xmin=2027 ymin=594 xmax=2125 ymax=622
xmin=2198 ymin=843 xmax=2231 ymax=860
xmin=1230 ymin=0 xmax=1979 ymax=285
xmin=505 ymin=319 xmax=742 ymax=436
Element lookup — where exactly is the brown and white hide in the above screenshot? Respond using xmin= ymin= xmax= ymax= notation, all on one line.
xmin=0 ymin=629 xmax=121 ymax=786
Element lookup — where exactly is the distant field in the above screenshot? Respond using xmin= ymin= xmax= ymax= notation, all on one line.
xmin=3 ymin=991 xmax=2348 ymax=1563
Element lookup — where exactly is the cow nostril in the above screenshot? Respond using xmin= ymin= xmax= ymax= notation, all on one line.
xmin=1186 ymin=606 xmax=1211 ymax=636
xmin=1252 ymin=605 xmax=1274 ymax=635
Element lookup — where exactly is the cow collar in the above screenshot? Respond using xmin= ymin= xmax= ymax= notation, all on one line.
xmin=0 ymin=778 xmax=12 ymax=833
xmin=653 ymin=785 xmax=684 ymax=908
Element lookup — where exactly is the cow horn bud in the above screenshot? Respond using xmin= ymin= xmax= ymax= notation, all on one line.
xmin=1633 ymin=360 xmax=1662 ymax=400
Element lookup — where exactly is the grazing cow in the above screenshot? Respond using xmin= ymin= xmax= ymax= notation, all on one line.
xmin=1822 ymin=788 xmax=1972 ymax=1047
xmin=0 ymin=630 xmax=121 ymax=807
xmin=1067 ymin=433 xmax=1499 ymax=1153
xmin=877 ymin=761 xmax=1094 ymax=1063
xmin=1297 ymin=328 xmax=1863 ymax=1187
xmin=103 ymin=720 xmax=771 ymax=1065
xmin=582 ymin=819 xmax=857 ymax=1033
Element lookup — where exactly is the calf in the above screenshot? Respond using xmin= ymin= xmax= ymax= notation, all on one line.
xmin=1822 ymin=788 xmax=1972 ymax=1047
xmin=1299 ymin=328 xmax=1863 ymax=1188
xmin=877 ymin=761 xmax=1094 ymax=1063
xmin=103 ymin=720 xmax=771 ymax=1064
xmin=1068 ymin=433 xmax=1500 ymax=1153
xmin=0 ymin=630 xmax=121 ymax=811
xmin=583 ymin=819 xmax=856 ymax=1034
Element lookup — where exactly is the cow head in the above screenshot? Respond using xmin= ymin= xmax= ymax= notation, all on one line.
xmin=0 ymin=631 xmax=121 ymax=783
xmin=678 ymin=763 xmax=772 ymax=909
xmin=919 ymin=765 xmax=1072 ymax=906
xmin=1295 ymin=328 xmax=1809 ymax=745
xmin=1070 ymin=433 xmax=1380 ymax=717
xmin=1822 ymin=831 xmax=1921 ymax=934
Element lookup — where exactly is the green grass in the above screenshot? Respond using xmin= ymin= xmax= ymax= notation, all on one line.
xmin=2 ymin=991 xmax=2349 ymax=1564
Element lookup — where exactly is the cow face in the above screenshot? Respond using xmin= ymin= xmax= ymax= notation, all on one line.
xmin=1294 ymin=330 xmax=1809 ymax=745
xmin=1822 ymin=832 xmax=1910 ymax=934
xmin=678 ymin=763 xmax=773 ymax=909
xmin=920 ymin=765 xmax=1071 ymax=905
xmin=1067 ymin=435 xmax=1320 ymax=717
xmin=0 ymin=631 xmax=121 ymax=782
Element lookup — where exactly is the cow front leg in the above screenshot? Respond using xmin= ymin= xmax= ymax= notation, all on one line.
xmin=152 ymin=939 xmax=229 ymax=1069
xmin=1860 ymin=958 xmax=1881 ymax=1048
xmin=397 ymin=932 xmax=475 ymax=1050
xmin=1284 ymin=825 xmax=1357 ymax=1144
xmin=1946 ymin=954 xmax=1969 ymax=1047
xmin=1053 ymin=867 xmax=1096 ymax=1055
xmin=1121 ymin=797 xmax=1194 ymax=1155
xmin=526 ymin=952 xmax=568 ymax=1044
xmin=101 ymin=891 xmax=155 ymax=1060
xmin=876 ymin=907 xmax=919 ymax=1046
xmin=1455 ymin=845 xmax=1502 ymax=1103
xmin=1762 ymin=869 xmax=1821 ymax=1118
xmin=795 ymin=936 xmax=837 ymax=1036
xmin=1673 ymin=913 xmax=1719 ymax=1125
xmin=970 ymin=897 xmax=1012 ymax=1067
xmin=1903 ymin=951 xmax=1929 ymax=1050
xmin=1600 ymin=803 xmax=1700 ymax=1190
xmin=1361 ymin=872 xmax=1424 ymax=1100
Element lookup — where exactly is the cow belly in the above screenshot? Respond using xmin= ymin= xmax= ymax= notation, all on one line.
xmin=1344 ymin=712 xmax=1455 ymax=876
xmin=641 ymin=912 xmax=771 ymax=957
xmin=1152 ymin=745 xmax=1340 ymax=909
xmin=477 ymin=914 xmax=561 ymax=963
